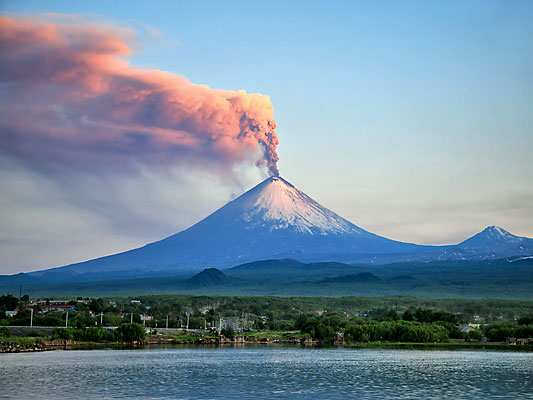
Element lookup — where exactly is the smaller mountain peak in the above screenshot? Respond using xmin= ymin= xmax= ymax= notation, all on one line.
xmin=459 ymin=225 xmax=524 ymax=249
xmin=185 ymin=268 xmax=229 ymax=288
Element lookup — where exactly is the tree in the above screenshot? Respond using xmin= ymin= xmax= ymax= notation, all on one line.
xmin=89 ymin=298 xmax=105 ymax=314
xmin=0 ymin=326 xmax=11 ymax=337
xmin=114 ymin=323 xmax=146 ymax=342
xmin=402 ymin=309 xmax=414 ymax=321
xmin=518 ymin=315 xmax=533 ymax=325
xmin=382 ymin=309 xmax=399 ymax=321
xmin=466 ymin=330 xmax=483 ymax=341
xmin=221 ymin=327 xmax=234 ymax=338
xmin=0 ymin=295 xmax=19 ymax=311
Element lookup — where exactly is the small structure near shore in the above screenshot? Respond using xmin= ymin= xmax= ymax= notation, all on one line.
xmin=334 ymin=332 xmax=345 ymax=344
xmin=506 ymin=337 xmax=533 ymax=345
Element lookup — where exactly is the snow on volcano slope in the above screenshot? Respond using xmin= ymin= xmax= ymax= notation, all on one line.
xmin=236 ymin=176 xmax=362 ymax=234
xmin=48 ymin=176 xmax=424 ymax=273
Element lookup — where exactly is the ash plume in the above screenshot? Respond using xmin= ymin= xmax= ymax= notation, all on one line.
xmin=0 ymin=16 xmax=280 ymax=177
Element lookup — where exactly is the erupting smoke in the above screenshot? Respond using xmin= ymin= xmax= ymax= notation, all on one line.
xmin=0 ymin=16 xmax=280 ymax=177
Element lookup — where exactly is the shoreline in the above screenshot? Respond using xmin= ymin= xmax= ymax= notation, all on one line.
xmin=2 ymin=337 xmax=532 ymax=353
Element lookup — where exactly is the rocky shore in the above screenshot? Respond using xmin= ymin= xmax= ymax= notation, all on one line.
xmin=0 ymin=339 xmax=48 ymax=353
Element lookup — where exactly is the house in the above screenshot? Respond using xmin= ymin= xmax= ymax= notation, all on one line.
xmin=36 ymin=300 xmax=70 ymax=306
xmin=507 ymin=337 xmax=533 ymax=345
xmin=38 ymin=304 xmax=76 ymax=312
xmin=460 ymin=323 xmax=480 ymax=333
xmin=221 ymin=320 xmax=240 ymax=332
xmin=460 ymin=325 xmax=475 ymax=334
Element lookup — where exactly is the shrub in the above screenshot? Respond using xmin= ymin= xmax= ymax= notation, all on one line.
xmin=26 ymin=330 xmax=48 ymax=338
xmin=53 ymin=328 xmax=75 ymax=340
xmin=77 ymin=327 xmax=113 ymax=342
xmin=466 ymin=330 xmax=483 ymax=341
xmin=0 ymin=326 xmax=11 ymax=337
xmin=344 ymin=320 xmax=449 ymax=343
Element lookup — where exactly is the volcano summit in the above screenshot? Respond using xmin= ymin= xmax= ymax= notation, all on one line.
xmin=35 ymin=176 xmax=533 ymax=276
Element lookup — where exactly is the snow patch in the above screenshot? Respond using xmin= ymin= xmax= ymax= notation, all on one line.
xmin=237 ymin=177 xmax=363 ymax=235
xmin=508 ymin=256 xmax=533 ymax=262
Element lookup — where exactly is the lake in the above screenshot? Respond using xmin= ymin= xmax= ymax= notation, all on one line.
xmin=1 ymin=346 xmax=531 ymax=399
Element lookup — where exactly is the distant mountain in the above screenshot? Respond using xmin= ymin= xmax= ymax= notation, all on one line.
xmin=184 ymin=268 xmax=231 ymax=288
xmin=24 ymin=176 xmax=532 ymax=279
xmin=226 ymin=259 xmax=366 ymax=279
xmin=456 ymin=226 xmax=533 ymax=256
xmin=0 ymin=272 xmax=41 ymax=286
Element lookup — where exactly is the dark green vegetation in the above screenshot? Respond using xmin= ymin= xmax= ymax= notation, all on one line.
xmin=52 ymin=324 xmax=146 ymax=342
xmin=298 ymin=314 xmax=450 ymax=342
xmin=3 ymin=293 xmax=533 ymax=328
xmin=133 ymin=294 xmax=533 ymax=323
xmin=2 ymin=257 xmax=532 ymax=298
xmin=1 ymin=294 xmax=532 ymax=347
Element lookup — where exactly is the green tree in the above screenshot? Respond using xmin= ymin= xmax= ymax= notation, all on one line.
xmin=0 ymin=326 xmax=11 ymax=337
xmin=518 ymin=315 xmax=533 ymax=325
xmin=382 ymin=309 xmax=399 ymax=321
xmin=114 ymin=323 xmax=146 ymax=342
xmin=402 ymin=309 xmax=414 ymax=321
xmin=466 ymin=330 xmax=483 ymax=341
xmin=221 ymin=326 xmax=235 ymax=338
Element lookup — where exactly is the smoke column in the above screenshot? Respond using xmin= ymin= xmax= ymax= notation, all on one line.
xmin=0 ymin=16 xmax=280 ymax=176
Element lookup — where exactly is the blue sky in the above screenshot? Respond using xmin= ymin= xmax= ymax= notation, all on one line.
xmin=1 ymin=1 xmax=532 ymax=273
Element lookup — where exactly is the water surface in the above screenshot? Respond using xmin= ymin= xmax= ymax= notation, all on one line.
xmin=1 ymin=346 xmax=531 ymax=399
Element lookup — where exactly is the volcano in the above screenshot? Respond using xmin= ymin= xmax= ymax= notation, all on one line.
xmin=33 ymin=176 xmax=533 ymax=276
xmin=41 ymin=176 xmax=424 ymax=274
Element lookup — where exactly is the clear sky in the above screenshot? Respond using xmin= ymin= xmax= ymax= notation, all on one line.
xmin=1 ymin=0 xmax=532 ymax=273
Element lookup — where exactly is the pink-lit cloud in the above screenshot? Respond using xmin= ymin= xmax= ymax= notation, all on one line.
xmin=0 ymin=16 xmax=280 ymax=176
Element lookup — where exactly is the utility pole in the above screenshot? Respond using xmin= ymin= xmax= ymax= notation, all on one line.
xmin=100 ymin=312 xmax=103 ymax=326
xmin=30 ymin=308 xmax=33 ymax=328
xmin=130 ymin=313 xmax=133 ymax=324
xmin=65 ymin=311 xmax=69 ymax=328
xmin=19 ymin=285 xmax=22 ymax=300
xmin=186 ymin=312 xmax=190 ymax=329
xmin=166 ymin=315 xmax=169 ymax=329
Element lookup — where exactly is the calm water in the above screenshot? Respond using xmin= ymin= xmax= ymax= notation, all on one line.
xmin=0 ymin=346 xmax=532 ymax=399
